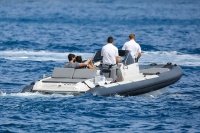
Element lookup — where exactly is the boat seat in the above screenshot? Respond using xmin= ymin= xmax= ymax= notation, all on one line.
xmin=73 ymin=69 xmax=96 ymax=79
xmin=52 ymin=67 xmax=75 ymax=78
xmin=42 ymin=67 xmax=97 ymax=83
xmin=101 ymin=67 xmax=120 ymax=82
xmin=140 ymin=68 xmax=170 ymax=75
xmin=42 ymin=78 xmax=84 ymax=83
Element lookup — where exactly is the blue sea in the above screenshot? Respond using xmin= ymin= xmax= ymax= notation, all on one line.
xmin=0 ymin=0 xmax=200 ymax=132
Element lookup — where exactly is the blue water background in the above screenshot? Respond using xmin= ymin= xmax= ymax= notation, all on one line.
xmin=0 ymin=0 xmax=200 ymax=132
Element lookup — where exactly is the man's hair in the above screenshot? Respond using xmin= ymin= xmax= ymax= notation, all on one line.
xmin=68 ymin=54 xmax=75 ymax=61
xmin=107 ymin=36 xmax=114 ymax=43
xmin=75 ymin=56 xmax=82 ymax=63
xmin=129 ymin=34 xmax=135 ymax=39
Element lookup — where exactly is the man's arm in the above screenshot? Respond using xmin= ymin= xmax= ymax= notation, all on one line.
xmin=116 ymin=56 xmax=119 ymax=65
xmin=122 ymin=43 xmax=126 ymax=50
xmin=137 ymin=53 xmax=142 ymax=59
xmin=137 ymin=44 xmax=142 ymax=60
xmin=78 ymin=59 xmax=90 ymax=67
xmin=135 ymin=52 xmax=142 ymax=62
xmin=101 ymin=48 xmax=104 ymax=56
xmin=115 ymin=47 xmax=119 ymax=65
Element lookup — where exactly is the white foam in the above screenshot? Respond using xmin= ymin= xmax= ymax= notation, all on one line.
xmin=0 ymin=50 xmax=199 ymax=66
xmin=0 ymin=50 xmax=93 ymax=62
xmin=140 ymin=51 xmax=200 ymax=66
xmin=140 ymin=88 xmax=167 ymax=98
xmin=0 ymin=91 xmax=74 ymax=98
xmin=167 ymin=93 xmax=189 ymax=98
xmin=114 ymin=94 xmax=125 ymax=98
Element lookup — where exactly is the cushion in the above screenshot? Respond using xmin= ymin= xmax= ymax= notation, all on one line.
xmin=52 ymin=67 xmax=74 ymax=78
xmin=73 ymin=69 xmax=96 ymax=79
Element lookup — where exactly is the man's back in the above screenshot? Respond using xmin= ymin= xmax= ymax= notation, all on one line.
xmin=122 ymin=40 xmax=141 ymax=59
xmin=64 ymin=62 xmax=79 ymax=68
xmin=101 ymin=43 xmax=118 ymax=65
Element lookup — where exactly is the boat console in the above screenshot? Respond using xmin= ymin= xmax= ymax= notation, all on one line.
xmin=92 ymin=50 xmax=140 ymax=82
xmin=92 ymin=50 xmax=134 ymax=65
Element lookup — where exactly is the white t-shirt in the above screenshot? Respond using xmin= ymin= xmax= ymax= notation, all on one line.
xmin=101 ymin=43 xmax=119 ymax=65
xmin=122 ymin=40 xmax=142 ymax=58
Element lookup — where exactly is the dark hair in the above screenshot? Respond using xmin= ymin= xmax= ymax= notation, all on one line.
xmin=107 ymin=36 xmax=114 ymax=43
xmin=75 ymin=56 xmax=82 ymax=63
xmin=68 ymin=54 xmax=75 ymax=61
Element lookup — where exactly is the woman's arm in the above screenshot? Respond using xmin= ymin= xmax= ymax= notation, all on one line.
xmin=87 ymin=60 xmax=95 ymax=69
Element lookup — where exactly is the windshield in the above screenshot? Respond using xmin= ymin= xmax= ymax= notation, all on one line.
xmin=92 ymin=50 xmax=134 ymax=65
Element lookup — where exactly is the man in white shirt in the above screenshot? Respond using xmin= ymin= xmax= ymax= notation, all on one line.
xmin=101 ymin=36 xmax=119 ymax=65
xmin=122 ymin=34 xmax=142 ymax=62
xmin=101 ymin=37 xmax=121 ymax=82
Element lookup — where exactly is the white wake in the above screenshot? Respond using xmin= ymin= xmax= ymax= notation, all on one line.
xmin=0 ymin=91 xmax=74 ymax=98
xmin=0 ymin=50 xmax=199 ymax=66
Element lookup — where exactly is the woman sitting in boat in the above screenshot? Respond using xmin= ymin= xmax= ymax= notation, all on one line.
xmin=64 ymin=54 xmax=91 ymax=69
xmin=75 ymin=56 xmax=95 ymax=69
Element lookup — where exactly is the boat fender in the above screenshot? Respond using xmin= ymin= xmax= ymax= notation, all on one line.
xmin=156 ymin=72 xmax=160 ymax=75
xmin=30 ymin=82 xmax=35 ymax=85
xmin=167 ymin=62 xmax=172 ymax=65
xmin=150 ymin=63 xmax=157 ymax=66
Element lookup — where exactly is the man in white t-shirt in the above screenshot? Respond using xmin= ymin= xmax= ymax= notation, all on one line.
xmin=122 ymin=34 xmax=142 ymax=62
xmin=101 ymin=36 xmax=121 ymax=82
xmin=101 ymin=36 xmax=119 ymax=65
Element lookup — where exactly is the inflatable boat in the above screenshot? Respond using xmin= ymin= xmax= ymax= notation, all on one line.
xmin=21 ymin=50 xmax=183 ymax=96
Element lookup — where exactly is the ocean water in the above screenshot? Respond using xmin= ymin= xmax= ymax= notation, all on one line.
xmin=0 ymin=0 xmax=200 ymax=132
